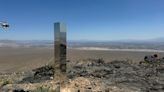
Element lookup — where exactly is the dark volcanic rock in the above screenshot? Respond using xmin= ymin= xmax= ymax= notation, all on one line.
xmin=13 ymin=89 xmax=28 ymax=92
xmin=20 ymin=65 xmax=54 ymax=83
xmin=33 ymin=65 xmax=54 ymax=78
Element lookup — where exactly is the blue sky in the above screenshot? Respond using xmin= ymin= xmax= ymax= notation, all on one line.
xmin=0 ymin=0 xmax=164 ymax=41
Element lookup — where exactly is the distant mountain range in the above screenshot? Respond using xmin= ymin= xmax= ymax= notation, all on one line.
xmin=0 ymin=39 xmax=164 ymax=50
xmin=0 ymin=40 xmax=53 ymax=48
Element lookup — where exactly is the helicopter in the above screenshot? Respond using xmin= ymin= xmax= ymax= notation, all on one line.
xmin=0 ymin=22 xmax=9 ymax=30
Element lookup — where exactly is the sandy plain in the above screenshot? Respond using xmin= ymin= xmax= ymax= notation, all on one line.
xmin=0 ymin=47 xmax=164 ymax=73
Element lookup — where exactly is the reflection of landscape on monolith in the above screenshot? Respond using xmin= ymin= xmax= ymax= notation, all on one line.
xmin=54 ymin=22 xmax=67 ymax=85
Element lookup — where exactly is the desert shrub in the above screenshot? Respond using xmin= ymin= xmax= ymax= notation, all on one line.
xmin=0 ymin=79 xmax=12 ymax=87
xmin=139 ymin=54 xmax=163 ymax=67
xmin=32 ymin=86 xmax=54 ymax=92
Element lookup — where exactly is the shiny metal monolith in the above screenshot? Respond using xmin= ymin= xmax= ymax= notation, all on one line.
xmin=54 ymin=22 xmax=67 ymax=88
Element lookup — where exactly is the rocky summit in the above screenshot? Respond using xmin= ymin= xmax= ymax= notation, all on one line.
xmin=0 ymin=57 xmax=164 ymax=92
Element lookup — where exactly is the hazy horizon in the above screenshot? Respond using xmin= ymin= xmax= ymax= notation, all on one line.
xmin=0 ymin=36 xmax=164 ymax=42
